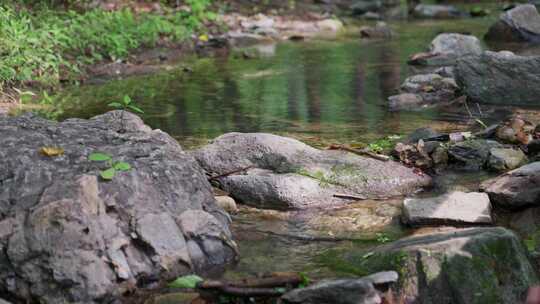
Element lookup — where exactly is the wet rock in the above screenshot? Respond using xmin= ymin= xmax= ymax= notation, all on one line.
xmin=389 ymin=73 xmax=459 ymax=110
xmin=456 ymin=51 xmax=540 ymax=105
xmin=412 ymin=4 xmax=465 ymax=19
xmin=360 ymin=21 xmax=394 ymax=38
xmin=339 ymin=227 xmax=538 ymax=304
xmin=447 ymin=139 xmax=503 ymax=170
xmin=226 ymin=31 xmax=274 ymax=47
xmin=430 ymin=33 xmax=482 ymax=57
xmin=351 ymin=0 xmax=383 ymax=15
xmin=481 ymin=162 xmax=540 ymax=209
xmin=434 ymin=66 xmax=455 ymax=78
xmin=402 ymin=191 xmax=492 ymax=226
xmin=0 ymin=111 xmax=236 ymax=303
xmin=409 ymin=33 xmax=482 ymax=66
xmin=485 ymin=4 xmax=540 ymax=43
xmin=361 ymin=12 xmax=382 ymax=20
xmin=281 ymin=278 xmax=381 ymax=304
xmin=528 ymin=139 xmax=540 ymax=155
xmin=393 ymin=142 xmax=433 ymax=169
xmin=316 ymin=19 xmax=344 ymax=32
xmin=215 ymin=196 xmax=238 ymax=214
xmin=488 ymin=147 xmax=528 ymax=172
xmin=193 ymin=133 xmax=432 ymax=210
xmin=240 ymin=14 xmax=275 ymax=30
xmin=387 ymin=93 xmax=424 ymax=110
xmin=361 ymin=271 xmax=399 ymax=290
xmin=405 ymin=127 xmax=442 ymax=143
xmin=495 ymin=117 xmax=534 ymax=144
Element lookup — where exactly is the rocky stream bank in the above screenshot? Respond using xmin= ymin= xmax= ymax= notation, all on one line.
xmin=5 ymin=2 xmax=540 ymax=304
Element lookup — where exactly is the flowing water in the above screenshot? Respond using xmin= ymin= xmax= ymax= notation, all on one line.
xmin=40 ymin=11 xmax=540 ymax=302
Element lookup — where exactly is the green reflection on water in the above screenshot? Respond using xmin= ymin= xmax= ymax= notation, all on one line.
xmin=47 ymin=17 xmax=495 ymax=148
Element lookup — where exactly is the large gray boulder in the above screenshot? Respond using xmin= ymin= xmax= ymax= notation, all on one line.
xmin=334 ymin=227 xmax=538 ymax=304
xmin=402 ymin=191 xmax=492 ymax=226
xmin=485 ymin=4 xmax=540 ymax=43
xmin=193 ymin=133 xmax=432 ymax=210
xmin=456 ymin=51 xmax=540 ymax=105
xmin=481 ymin=162 xmax=540 ymax=209
xmin=0 ymin=112 xmax=236 ymax=303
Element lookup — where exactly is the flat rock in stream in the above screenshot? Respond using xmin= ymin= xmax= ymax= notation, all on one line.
xmin=481 ymin=162 xmax=540 ymax=209
xmin=402 ymin=191 xmax=492 ymax=226
xmin=337 ymin=227 xmax=538 ymax=304
xmin=0 ymin=111 xmax=236 ymax=303
xmin=455 ymin=51 xmax=540 ymax=105
xmin=193 ymin=133 xmax=432 ymax=210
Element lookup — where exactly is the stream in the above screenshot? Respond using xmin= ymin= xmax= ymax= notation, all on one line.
xmin=39 ymin=12 xmax=540 ymax=303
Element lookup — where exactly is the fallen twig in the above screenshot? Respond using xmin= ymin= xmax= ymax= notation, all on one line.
xmin=209 ymin=166 xmax=253 ymax=180
xmin=197 ymin=274 xmax=303 ymax=298
xmin=328 ymin=144 xmax=390 ymax=161
xmin=333 ymin=193 xmax=367 ymax=200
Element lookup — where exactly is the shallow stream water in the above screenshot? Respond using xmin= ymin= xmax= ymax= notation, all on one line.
xmin=42 ymin=11 xmax=540 ymax=303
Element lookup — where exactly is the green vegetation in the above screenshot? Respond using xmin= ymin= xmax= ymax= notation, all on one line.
xmin=168 ymin=274 xmax=204 ymax=289
xmin=88 ymin=152 xmax=132 ymax=180
xmin=317 ymin=248 xmax=410 ymax=279
xmin=0 ymin=1 xmax=214 ymax=94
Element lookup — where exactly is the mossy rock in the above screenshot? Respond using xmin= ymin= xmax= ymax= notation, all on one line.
xmin=319 ymin=227 xmax=538 ymax=304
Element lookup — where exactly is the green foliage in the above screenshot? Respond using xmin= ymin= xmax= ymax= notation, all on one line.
xmin=168 ymin=274 xmax=204 ymax=289
xmin=88 ymin=152 xmax=132 ymax=181
xmin=108 ymin=95 xmax=144 ymax=114
xmin=367 ymin=135 xmax=401 ymax=154
xmin=88 ymin=152 xmax=112 ymax=161
xmin=375 ymin=232 xmax=392 ymax=244
xmin=0 ymin=1 xmax=214 ymax=91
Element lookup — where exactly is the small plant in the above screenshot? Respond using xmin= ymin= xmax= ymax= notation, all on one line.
xmin=168 ymin=274 xmax=204 ymax=289
xmin=88 ymin=152 xmax=131 ymax=181
xmin=108 ymin=95 xmax=144 ymax=132
xmin=376 ymin=232 xmax=391 ymax=244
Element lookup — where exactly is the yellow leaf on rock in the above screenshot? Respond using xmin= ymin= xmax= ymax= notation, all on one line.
xmin=198 ymin=34 xmax=209 ymax=42
xmin=40 ymin=146 xmax=64 ymax=157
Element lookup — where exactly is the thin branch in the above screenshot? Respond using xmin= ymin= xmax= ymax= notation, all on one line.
xmin=328 ymin=144 xmax=390 ymax=161
xmin=209 ymin=166 xmax=253 ymax=180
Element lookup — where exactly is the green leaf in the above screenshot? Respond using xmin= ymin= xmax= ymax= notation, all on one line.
xmin=168 ymin=275 xmax=204 ymax=289
xmin=123 ymin=95 xmax=132 ymax=105
xmin=100 ymin=168 xmax=116 ymax=180
xmin=108 ymin=102 xmax=123 ymax=109
xmin=89 ymin=152 xmax=112 ymax=161
xmin=525 ymin=239 xmax=536 ymax=252
xmin=114 ymin=161 xmax=131 ymax=171
xmin=127 ymin=104 xmax=144 ymax=114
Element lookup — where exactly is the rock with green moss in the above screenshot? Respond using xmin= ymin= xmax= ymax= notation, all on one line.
xmin=193 ymin=133 xmax=432 ymax=209
xmin=325 ymin=227 xmax=538 ymax=304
